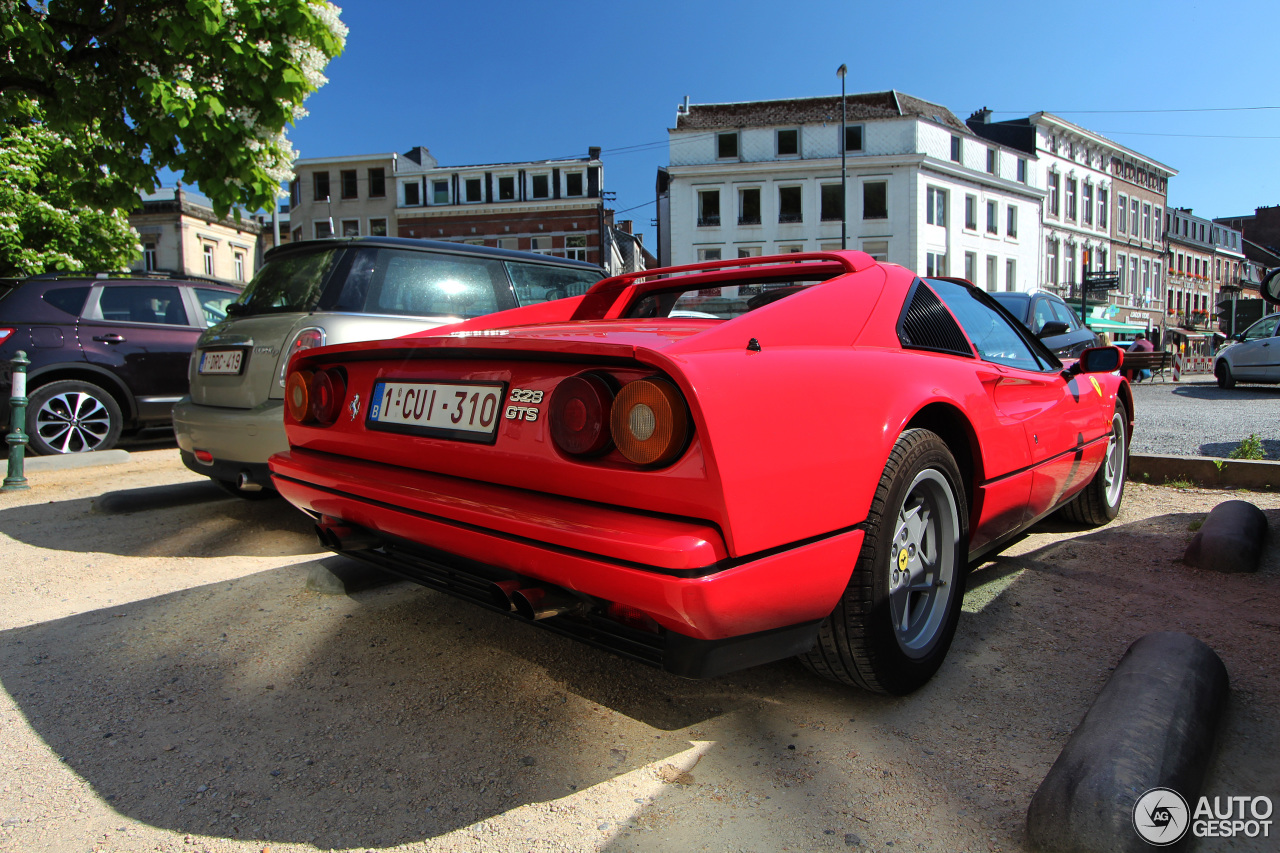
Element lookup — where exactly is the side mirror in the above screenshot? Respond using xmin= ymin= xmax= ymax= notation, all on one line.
xmin=1262 ymin=268 xmax=1280 ymax=306
xmin=1071 ymin=345 xmax=1122 ymax=375
xmin=1037 ymin=321 xmax=1070 ymax=338
xmin=226 ymin=302 xmax=248 ymax=317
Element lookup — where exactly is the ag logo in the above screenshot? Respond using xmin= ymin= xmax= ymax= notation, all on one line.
xmin=1133 ymin=787 xmax=1190 ymax=846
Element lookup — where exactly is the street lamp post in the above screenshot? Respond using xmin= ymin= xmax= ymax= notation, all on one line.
xmin=837 ymin=64 xmax=848 ymax=250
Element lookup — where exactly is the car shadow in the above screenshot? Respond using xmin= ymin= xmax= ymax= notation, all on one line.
xmin=1199 ymin=440 xmax=1280 ymax=460
xmin=0 ymin=481 xmax=321 ymax=558
xmin=1172 ymin=384 xmax=1280 ymax=399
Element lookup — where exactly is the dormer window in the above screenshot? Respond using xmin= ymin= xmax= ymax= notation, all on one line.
xmin=717 ymin=132 xmax=739 ymax=159
xmin=843 ymin=125 xmax=864 ymax=153
xmin=776 ymin=128 xmax=799 ymax=157
xmin=531 ymin=174 xmax=550 ymax=199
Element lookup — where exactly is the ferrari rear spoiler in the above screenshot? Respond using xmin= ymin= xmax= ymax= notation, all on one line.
xmin=571 ymin=251 xmax=876 ymax=321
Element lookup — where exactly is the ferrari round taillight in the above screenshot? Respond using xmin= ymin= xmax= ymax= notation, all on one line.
xmin=610 ymin=378 xmax=689 ymax=466
xmin=310 ymin=368 xmax=347 ymax=426
xmin=549 ymin=373 xmax=614 ymax=455
xmin=285 ymin=370 xmax=313 ymax=423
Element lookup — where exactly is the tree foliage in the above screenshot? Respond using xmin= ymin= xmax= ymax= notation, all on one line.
xmin=0 ymin=0 xmax=347 ymax=217
xmin=0 ymin=99 xmax=140 ymax=277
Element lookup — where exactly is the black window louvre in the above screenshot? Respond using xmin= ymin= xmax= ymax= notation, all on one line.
xmin=897 ymin=280 xmax=974 ymax=357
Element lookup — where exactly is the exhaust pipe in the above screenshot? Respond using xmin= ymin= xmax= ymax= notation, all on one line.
xmin=237 ymin=471 xmax=263 ymax=492
xmin=512 ymin=586 xmax=584 ymax=621
xmin=488 ymin=580 xmax=523 ymax=611
xmin=315 ymin=515 xmax=379 ymax=552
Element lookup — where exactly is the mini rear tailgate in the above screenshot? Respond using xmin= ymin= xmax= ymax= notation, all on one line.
xmin=189 ymin=313 xmax=308 ymax=409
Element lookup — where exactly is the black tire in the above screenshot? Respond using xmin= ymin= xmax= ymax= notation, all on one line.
xmin=1215 ymin=360 xmax=1235 ymax=389
xmin=1059 ymin=400 xmax=1129 ymax=527
xmin=214 ymin=479 xmax=279 ymax=501
xmin=801 ymin=429 xmax=968 ymax=695
xmin=26 ymin=380 xmax=123 ymax=455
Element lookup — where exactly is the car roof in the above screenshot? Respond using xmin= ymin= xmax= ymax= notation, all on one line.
xmin=266 ymin=237 xmax=604 ymax=272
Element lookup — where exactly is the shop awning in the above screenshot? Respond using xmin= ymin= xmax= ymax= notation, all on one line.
xmin=1085 ymin=317 xmax=1148 ymax=333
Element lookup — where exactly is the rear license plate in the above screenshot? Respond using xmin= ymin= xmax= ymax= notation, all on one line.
xmin=198 ymin=349 xmax=244 ymax=375
xmin=368 ymin=381 xmax=505 ymax=443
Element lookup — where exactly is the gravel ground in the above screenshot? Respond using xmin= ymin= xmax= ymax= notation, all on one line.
xmin=0 ymin=450 xmax=1277 ymax=853
xmin=1129 ymin=375 xmax=1280 ymax=459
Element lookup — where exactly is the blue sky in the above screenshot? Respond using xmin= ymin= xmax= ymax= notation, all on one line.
xmin=285 ymin=0 xmax=1280 ymax=246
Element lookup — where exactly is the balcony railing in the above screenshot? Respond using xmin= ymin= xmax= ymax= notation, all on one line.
xmin=778 ymin=212 xmax=803 ymax=224
xmin=697 ymin=215 xmax=720 ymax=227
xmin=738 ymin=215 xmax=761 ymax=226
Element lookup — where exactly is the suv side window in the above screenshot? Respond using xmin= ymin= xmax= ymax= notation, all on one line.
xmin=1050 ymin=299 xmax=1080 ymax=330
xmin=1031 ymin=297 xmax=1056 ymax=333
xmin=196 ymin=288 xmax=236 ymax=327
xmin=43 ymin=286 xmax=91 ymax=317
xmin=98 ymin=285 xmax=188 ymax=325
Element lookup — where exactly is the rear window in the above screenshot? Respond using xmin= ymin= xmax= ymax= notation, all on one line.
xmin=42 ymin=285 xmax=91 ymax=317
xmin=336 ymin=247 xmax=518 ymax=319
xmin=506 ymin=261 xmax=602 ymax=304
xmin=625 ymin=280 xmax=822 ymax=320
xmin=236 ymin=248 xmax=341 ymax=313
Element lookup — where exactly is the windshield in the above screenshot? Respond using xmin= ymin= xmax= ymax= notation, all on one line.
xmin=506 ymin=261 xmax=602 ymax=304
xmin=235 ymin=248 xmax=341 ymax=314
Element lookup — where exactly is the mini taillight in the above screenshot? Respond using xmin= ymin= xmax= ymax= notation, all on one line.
xmin=310 ymin=368 xmax=347 ymax=425
xmin=610 ymin=378 xmax=689 ymax=466
xmin=278 ymin=327 xmax=325 ymax=387
xmin=549 ymin=373 xmax=614 ymax=456
xmin=285 ymin=370 xmax=313 ymax=422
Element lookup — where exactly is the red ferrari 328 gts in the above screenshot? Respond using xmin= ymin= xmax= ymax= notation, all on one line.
xmin=270 ymin=252 xmax=1132 ymax=694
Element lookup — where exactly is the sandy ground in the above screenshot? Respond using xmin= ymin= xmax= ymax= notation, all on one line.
xmin=0 ymin=450 xmax=1277 ymax=853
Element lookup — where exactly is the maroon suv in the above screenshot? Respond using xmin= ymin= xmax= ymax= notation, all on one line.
xmin=0 ymin=273 xmax=241 ymax=454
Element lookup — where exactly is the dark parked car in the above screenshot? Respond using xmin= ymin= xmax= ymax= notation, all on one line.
xmin=0 ymin=273 xmax=241 ymax=454
xmin=992 ymin=290 xmax=1099 ymax=359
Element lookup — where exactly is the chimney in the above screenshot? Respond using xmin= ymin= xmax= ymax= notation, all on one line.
xmin=678 ymin=95 xmax=690 ymax=114
xmin=969 ymin=107 xmax=992 ymax=124
xmin=588 ymin=146 xmax=601 ymax=161
xmin=620 ymin=219 xmax=633 ymax=234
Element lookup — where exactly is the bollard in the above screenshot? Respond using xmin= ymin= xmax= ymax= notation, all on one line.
xmin=3 ymin=350 xmax=30 ymax=491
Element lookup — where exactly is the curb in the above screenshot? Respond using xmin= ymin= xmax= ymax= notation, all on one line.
xmin=1129 ymin=453 xmax=1280 ymax=490
xmin=22 ymin=449 xmax=131 ymax=473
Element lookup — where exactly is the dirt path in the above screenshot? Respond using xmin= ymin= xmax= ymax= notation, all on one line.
xmin=0 ymin=451 xmax=1276 ymax=852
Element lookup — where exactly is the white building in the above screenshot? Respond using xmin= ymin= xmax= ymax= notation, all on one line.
xmin=657 ymin=92 xmax=1043 ymax=292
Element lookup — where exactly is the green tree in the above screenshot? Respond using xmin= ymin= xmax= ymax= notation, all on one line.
xmin=0 ymin=100 xmax=140 ymax=277
xmin=0 ymin=0 xmax=347 ymax=217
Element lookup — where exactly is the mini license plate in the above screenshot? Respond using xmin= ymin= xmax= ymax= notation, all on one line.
xmin=368 ymin=381 xmax=505 ymax=443
xmin=198 ymin=349 xmax=244 ymax=375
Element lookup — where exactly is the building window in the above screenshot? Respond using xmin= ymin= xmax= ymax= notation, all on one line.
xmin=737 ymin=246 xmax=763 ymax=258
xmin=1130 ymin=199 xmax=1139 ymax=236
xmin=926 ymin=186 xmax=946 ymax=226
xmin=1006 ymin=204 xmax=1017 ymax=238
xmin=986 ymin=148 xmax=997 ymax=175
xmin=564 ymin=172 xmax=584 ymax=197
xmin=290 ymin=181 xmax=300 ymax=208
xmin=738 ymin=187 xmax=761 ymax=225
xmin=565 ymin=234 xmax=588 ymax=261
xmin=369 ymin=218 xmax=387 ymax=237
xmin=777 ymin=129 xmax=799 ymax=156
xmin=821 ymin=184 xmax=843 ymax=222
xmin=368 ymin=168 xmax=385 ymax=198
xmin=531 ymin=236 xmax=553 ymax=254
xmin=1098 ymin=188 xmax=1108 ymax=229
xmin=1065 ymin=178 xmax=1078 ymax=221
xmin=432 ymin=180 xmax=449 ymax=205
xmin=986 ymin=200 xmax=998 ymax=235
xmin=1047 ymin=171 xmax=1059 ymax=217
xmin=233 ymin=251 xmax=245 ymax=282
xmin=403 ymin=181 xmax=420 ymax=207
xmin=697 ymin=247 xmax=722 ymax=261
xmin=926 ymin=252 xmax=947 ymax=277
xmin=313 ymin=171 xmax=330 ymax=202
xmin=1130 ymin=257 xmax=1139 ymax=298
xmin=1005 ymin=259 xmax=1016 ymax=292
xmin=1154 ymin=207 xmax=1162 ymax=245
xmin=779 ymin=245 xmax=804 ymax=254
xmin=1017 ymin=158 xmax=1027 ymax=183
xmin=143 ymin=243 xmax=157 ymax=271
xmin=1142 ymin=203 xmax=1152 ymax=240
xmin=717 ymin=132 xmax=739 ymax=159
xmin=314 ymin=220 xmax=333 ymax=239
xmin=862 ymin=240 xmax=888 ymax=261
xmin=1117 ymin=253 xmax=1126 ymax=292
xmin=465 ymin=178 xmax=483 ymax=202
xmin=778 ymin=186 xmax=802 ymax=223
xmin=498 ymin=176 xmax=516 ymax=201
xmin=965 ymin=251 xmax=977 ymax=283
xmin=1064 ymin=244 xmax=1076 ymax=287
xmin=863 ymin=181 xmax=887 ymax=220
xmin=964 ymin=195 xmax=977 ymax=230
xmin=843 ymin=125 xmax=864 ymax=153
xmin=1046 ymin=238 xmax=1058 ymax=286
xmin=531 ymin=174 xmax=550 ymax=199
xmin=950 ymin=136 xmax=961 ymax=162
xmin=1117 ymin=194 xmax=1127 ymax=233
xmin=341 ymin=219 xmax=360 ymax=238
xmin=340 ymin=169 xmax=357 ymax=200
xmin=202 ymin=243 xmax=214 ymax=276
xmin=497 ymin=237 xmax=517 ymax=250
xmin=986 ymin=255 xmax=998 ymax=291
xmin=697 ymin=189 xmax=721 ymax=227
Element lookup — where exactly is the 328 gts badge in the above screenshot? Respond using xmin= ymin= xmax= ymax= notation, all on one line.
xmin=505 ymin=388 xmax=543 ymax=422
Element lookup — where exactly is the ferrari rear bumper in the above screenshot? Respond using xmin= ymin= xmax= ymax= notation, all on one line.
xmin=270 ymin=447 xmax=862 ymax=676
